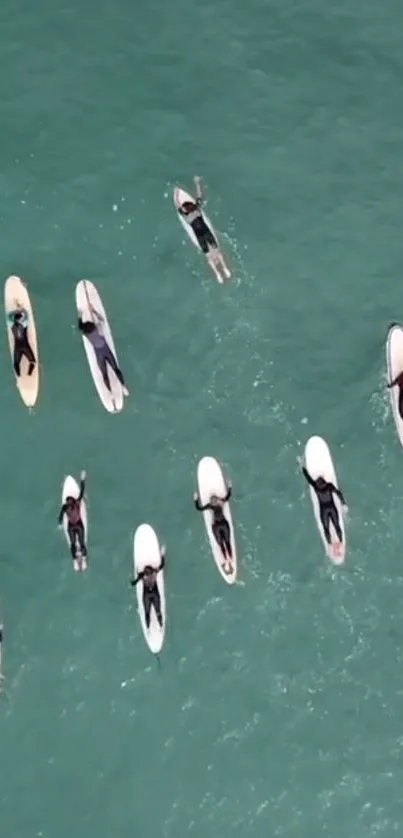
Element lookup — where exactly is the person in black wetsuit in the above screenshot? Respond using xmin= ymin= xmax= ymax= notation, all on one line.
xmin=387 ymin=372 xmax=403 ymax=419
xmin=78 ymin=310 xmax=129 ymax=397
xmin=131 ymin=547 xmax=166 ymax=629
xmin=178 ymin=176 xmax=218 ymax=255
xmin=194 ymin=481 xmax=233 ymax=560
xmin=7 ymin=307 xmax=36 ymax=377
xmin=301 ymin=465 xmax=347 ymax=545
xmin=58 ymin=470 xmax=87 ymax=561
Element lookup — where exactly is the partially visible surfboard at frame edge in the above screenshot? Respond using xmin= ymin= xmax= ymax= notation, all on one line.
xmin=386 ymin=323 xmax=403 ymax=447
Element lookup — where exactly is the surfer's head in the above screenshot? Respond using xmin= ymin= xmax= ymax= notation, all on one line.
xmin=143 ymin=565 xmax=155 ymax=576
xmin=316 ymin=476 xmax=327 ymax=489
xmin=210 ymin=495 xmax=220 ymax=506
xmin=65 ymin=496 xmax=76 ymax=506
xmin=13 ymin=311 xmax=23 ymax=322
xmin=181 ymin=200 xmax=197 ymax=214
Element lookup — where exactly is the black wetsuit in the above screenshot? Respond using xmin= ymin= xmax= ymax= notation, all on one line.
xmin=179 ymin=199 xmax=217 ymax=254
xmin=388 ymin=372 xmax=403 ymax=419
xmin=78 ymin=318 xmax=126 ymax=392
xmin=10 ymin=315 xmax=36 ymax=377
xmin=131 ymin=558 xmax=165 ymax=628
xmin=58 ymin=477 xmax=87 ymax=560
xmin=195 ymin=487 xmax=233 ymax=558
xmin=302 ymin=467 xmax=344 ymax=544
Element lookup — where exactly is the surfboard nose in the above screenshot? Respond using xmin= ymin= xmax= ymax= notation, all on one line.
xmin=173 ymin=186 xmax=184 ymax=208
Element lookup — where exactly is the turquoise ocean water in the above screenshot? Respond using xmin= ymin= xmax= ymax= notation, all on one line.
xmin=1 ymin=0 xmax=403 ymax=835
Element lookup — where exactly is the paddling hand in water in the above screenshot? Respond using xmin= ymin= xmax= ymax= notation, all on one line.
xmin=58 ymin=470 xmax=87 ymax=562
xmin=131 ymin=547 xmax=166 ymax=629
xmin=7 ymin=304 xmax=36 ymax=378
xmin=77 ymin=312 xmax=129 ymax=397
xmin=194 ymin=482 xmax=233 ymax=560
xmin=179 ymin=176 xmax=219 ymax=256
xmin=387 ymin=372 xmax=403 ymax=419
xmin=300 ymin=462 xmax=347 ymax=545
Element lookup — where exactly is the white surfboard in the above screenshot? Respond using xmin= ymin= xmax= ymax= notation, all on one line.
xmin=75 ymin=280 xmax=124 ymax=414
xmin=133 ymin=524 xmax=166 ymax=654
xmin=196 ymin=456 xmax=237 ymax=583
xmin=173 ymin=186 xmax=231 ymax=283
xmin=4 ymin=275 xmax=39 ymax=408
xmin=386 ymin=323 xmax=403 ymax=447
xmin=304 ymin=436 xmax=346 ymax=565
xmin=61 ymin=476 xmax=88 ymax=571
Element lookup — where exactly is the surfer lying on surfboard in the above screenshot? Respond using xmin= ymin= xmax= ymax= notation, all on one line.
xmin=387 ymin=372 xmax=403 ymax=419
xmin=7 ymin=304 xmax=36 ymax=378
xmin=131 ymin=547 xmax=166 ymax=629
xmin=194 ymin=482 xmax=233 ymax=561
xmin=58 ymin=470 xmax=88 ymax=563
xmin=78 ymin=311 xmax=129 ymax=397
xmin=300 ymin=464 xmax=347 ymax=547
xmin=179 ymin=176 xmax=228 ymax=278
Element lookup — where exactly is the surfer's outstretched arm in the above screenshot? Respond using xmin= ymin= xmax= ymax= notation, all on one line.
xmin=58 ymin=503 xmax=67 ymax=525
xmin=193 ymin=493 xmax=211 ymax=511
xmin=301 ymin=466 xmax=316 ymax=488
xmin=329 ymin=483 xmax=346 ymax=505
xmin=387 ymin=376 xmax=399 ymax=388
xmin=130 ymin=572 xmax=143 ymax=587
xmin=78 ymin=470 xmax=86 ymax=501
xmin=157 ymin=554 xmax=166 ymax=573
xmin=221 ymin=482 xmax=232 ymax=503
xmin=194 ymin=175 xmax=204 ymax=206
